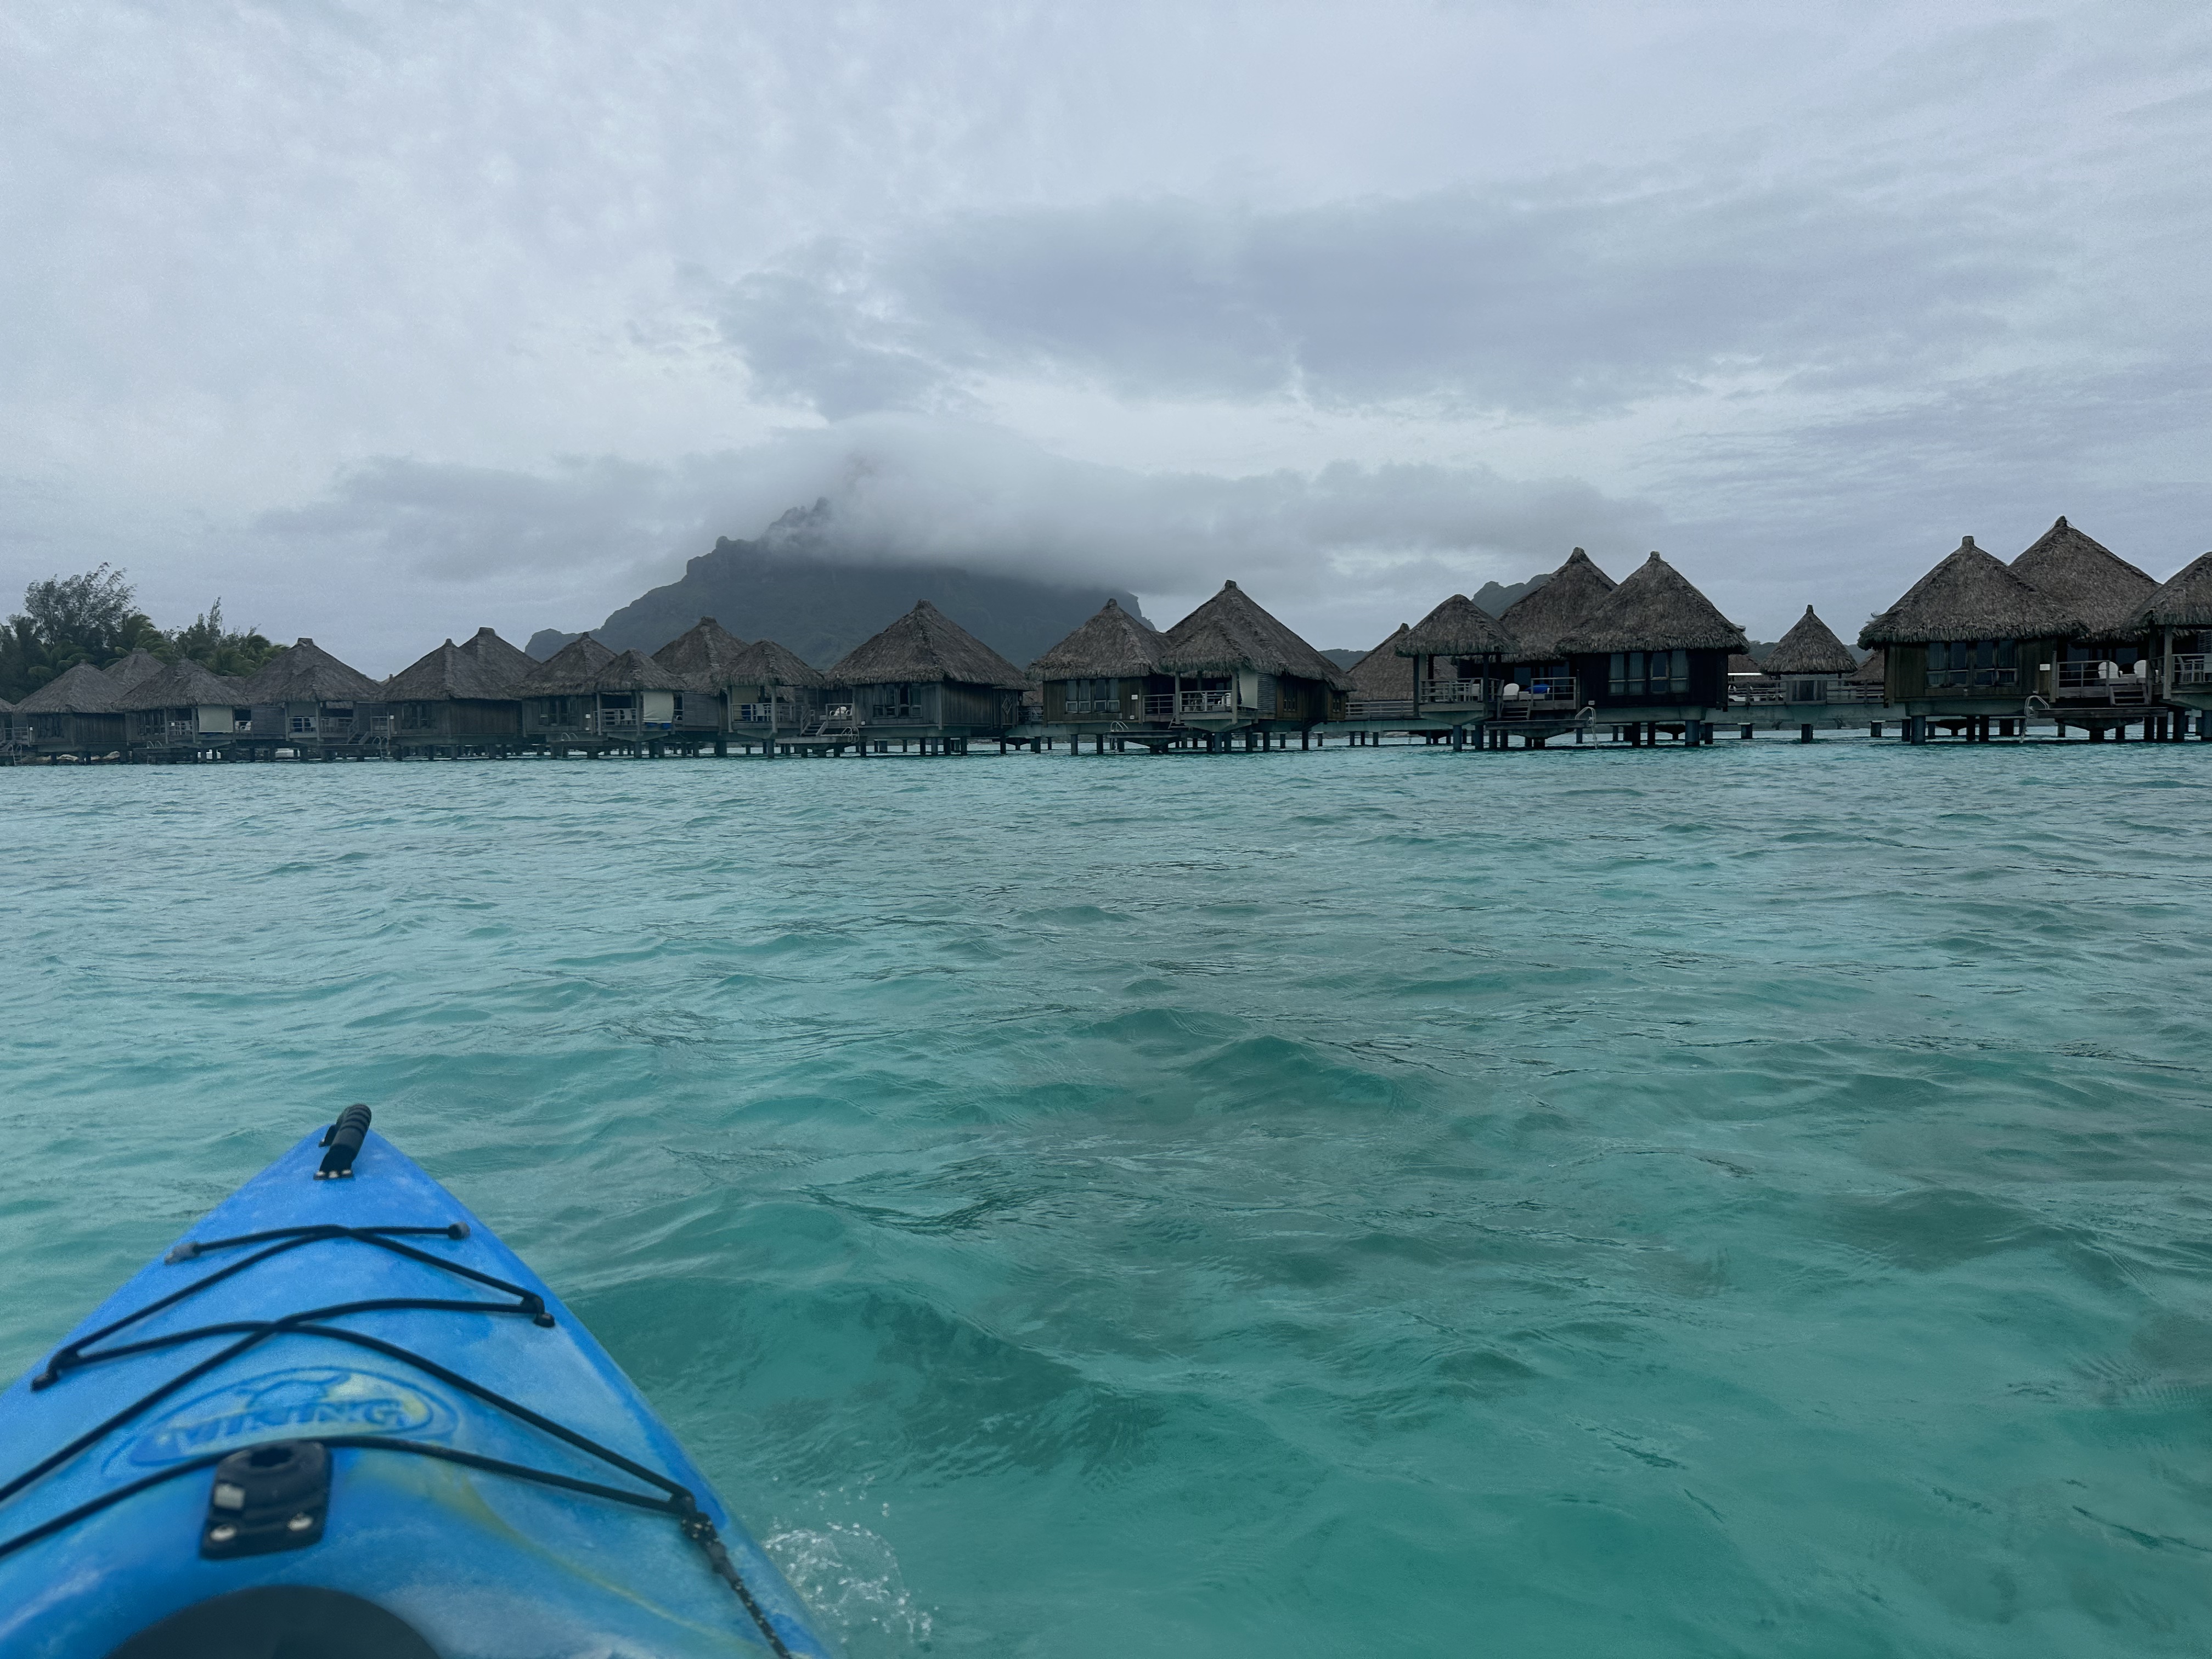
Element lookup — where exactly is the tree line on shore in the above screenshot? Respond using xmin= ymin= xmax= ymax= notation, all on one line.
xmin=0 ymin=567 xmax=281 ymax=703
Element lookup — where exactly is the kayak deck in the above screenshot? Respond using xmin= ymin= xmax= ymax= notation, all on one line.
xmin=0 ymin=1125 xmax=830 ymax=1658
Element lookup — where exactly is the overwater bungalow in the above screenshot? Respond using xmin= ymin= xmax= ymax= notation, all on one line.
xmin=1859 ymin=537 xmax=2082 ymax=741
xmin=651 ymin=617 xmax=749 ymax=748
xmin=1496 ymin=549 xmax=1616 ymax=719
xmin=241 ymin=639 xmax=388 ymax=757
xmin=517 ymin=638 xmax=689 ymax=753
xmin=1554 ymin=554 xmax=1749 ymax=743
xmin=1847 ymin=648 xmax=1886 ymax=698
xmin=1344 ymin=623 xmax=1412 ymax=720
xmin=2010 ymin=517 xmax=2158 ymax=717
xmin=1154 ymin=580 xmax=1351 ymax=744
xmin=121 ymin=659 xmax=250 ymax=756
xmin=517 ymin=636 xmax=613 ymax=747
xmin=719 ymin=639 xmax=832 ymax=744
xmin=384 ymin=628 xmax=535 ymax=758
xmin=2131 ymin=550 xmax=2212 ymax=729
xmin=15 ymin=662 xmax=128 ymax=758
xmin=1397 ymin=594 xmax=1514 ymax=732
xmin=652 ymin=618 xmax=831 ymax=748
xmin=1030 ymin=599 xmax=1171 ymax=731
xmin=1762 ymin=607 xmax=1862 ymax=704
xmin=828 ymin=601 xmax=1027 ymax=753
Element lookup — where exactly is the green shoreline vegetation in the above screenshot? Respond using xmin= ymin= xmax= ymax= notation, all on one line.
xmin=0 ymin=567 xmax=280 ymax=704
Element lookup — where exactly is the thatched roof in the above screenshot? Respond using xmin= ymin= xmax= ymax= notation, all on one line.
xmin=828 ymin=601 xmax=1028 ymax=690
xmin=1030 ymin=599 xmax=1167 ymax=680
xmin=1156 ymin=581 xmax=1353 ymax=688
xmin=2010 ymin=517 xmax=2155 ymax=637
xmin=1498 ymin=549 xmax=1616 ymax=658
xmin=1727 ymin=653 xmax=1776 ymax=680
xmin=2134 ymin=550 xmax=2212 ymax=630
xmin=722 ymin=637 xmax=828 ymax=690
xmin=1554 ymin=554 xmax=1749 ymax=654
xmin=242 ymin=638 xmax=383 ymax=703
xmin=652 ymin=617 xmax=752 ymax=690
xmin=1847 ymin=647 xmax=1886 ymax=685
xmin=1347 ymin=625 xmax=1414 ymax=699
xmin=1859 ymin=537 xmax=2084 ymax=647
xmin=103 ymin=649 xmax=168 ymax=690
xmin=599 ymin=649 xmax=685 ymax=692
xmin=1764 ymin=607 xmax=1858 ymax=675
xmin=1397 ymin=594 xmax=1513 ymax=658
xmin=384 ymin=628 xmax=534 ymax=701
xmin=16 ymin=661 xmax=126 ymax=714
xmin=515 ymin=635 xmax=617 ymax=696
xmin=121 ymin=658 xmax=244 ymax=710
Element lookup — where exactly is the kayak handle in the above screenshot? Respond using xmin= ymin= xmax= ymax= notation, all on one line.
xmin=317 ymin=1105 xmax=372 ymax=1179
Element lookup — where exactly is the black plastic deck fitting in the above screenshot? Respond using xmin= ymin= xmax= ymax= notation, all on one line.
xmin=316 ymin=1105 xmax=373 ymax=1179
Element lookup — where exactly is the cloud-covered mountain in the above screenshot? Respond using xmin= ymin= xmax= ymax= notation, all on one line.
xmin=527 ymin=503 xmax=1148 ymax=669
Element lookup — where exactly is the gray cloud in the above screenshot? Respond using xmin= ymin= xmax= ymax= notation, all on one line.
xmin=717 ymin=176 xmax=2054 ymax=419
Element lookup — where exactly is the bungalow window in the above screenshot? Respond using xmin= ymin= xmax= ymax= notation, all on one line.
xmin=289 ymin=713 xmax=317 ymax=734
xmin=1063 ymin=678 xmax=1115 ymax=713
xmin=1609 ymin=650 xmax=1689 ymax=697
xmin=233 ymin=708 xmax=251 ymax=729
xmin=870 ymin=682 xmax=918 ymax=718
xmin=1926 ymin=639 xmax=2016 ymax=688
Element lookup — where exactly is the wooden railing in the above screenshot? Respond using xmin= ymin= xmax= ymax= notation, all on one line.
xmin=2055 ymin=662 xmax=2149 ymax=704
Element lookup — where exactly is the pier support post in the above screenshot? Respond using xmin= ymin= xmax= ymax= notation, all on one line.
xmin=1799 ymin=724 xmax=1814 ymax=743
xmin=1742 ymin=724 xmax=1754 ymax=740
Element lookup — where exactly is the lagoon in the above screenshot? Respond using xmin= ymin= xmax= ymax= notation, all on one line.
xmin=1 ymin=742 xmax=2205 ymax=1656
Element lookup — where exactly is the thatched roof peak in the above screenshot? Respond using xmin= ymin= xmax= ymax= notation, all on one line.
xmin=515 ymin=635 xmax=618 ymax=696
xmin=16 ymin=660 xmax=126 ymax=714
xmin=1847 ymin=647 xmax=1887 ymax=685
xmin=103 ymin=648 xmax=168 ymax=691
xmin=597 ymin=648 xmax=686 ymax=692
xmin=121 ymin=658 xmax=244 ymax=710
xmin=1499 ymin=548 xmax=1616 ymax=658
xmin=1763 ymin=606 xmax=1858 ymax=675
xmin=828 ymin=600 xmax=1028 ymax=690
xmin=1030 ymin=597 xmax=1168 ymax=680
xmin=652 ymin=617 xmax=752 ymax=690
xmin=1859 ymin=537 xmax=2084 ymax=647
xmin=243 ymin=638 xmax=383 ymax=703
xmin=1554 ymin=553 xmax=1749 ymax=654
xmin=2134 ymin=550 xmax=2212 ymax=630
xmin=2010 ymin=516 xmax=2155 ymax=637
xmin=1397 ymin=593 xmax=1512 ymax=658
xmin=723 ymin=636 xmax=828 ymax=690
xmin=385 ymin=628 xmax=533 ymax=701
xmin=1158 ymin=581 xmax=1352 ymax=688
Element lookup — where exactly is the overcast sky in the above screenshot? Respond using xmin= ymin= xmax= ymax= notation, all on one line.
xmin=5 ymin=1 xmax=2208 ymax=670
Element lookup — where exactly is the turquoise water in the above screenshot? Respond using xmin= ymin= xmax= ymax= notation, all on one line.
xmin=2 ymin=743 xmax=2206 ymax=1657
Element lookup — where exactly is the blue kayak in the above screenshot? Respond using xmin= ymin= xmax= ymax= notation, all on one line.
xmin=0 ymin=1111 xmax=834 ymax=1657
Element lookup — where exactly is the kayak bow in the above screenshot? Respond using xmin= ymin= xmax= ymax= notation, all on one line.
xmin=0 ymin=1112 xmax=834 ymax=1658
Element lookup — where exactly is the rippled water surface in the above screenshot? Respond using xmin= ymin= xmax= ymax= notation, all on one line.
xmin=3 ymin=742 xmax=2207 ymax=1657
